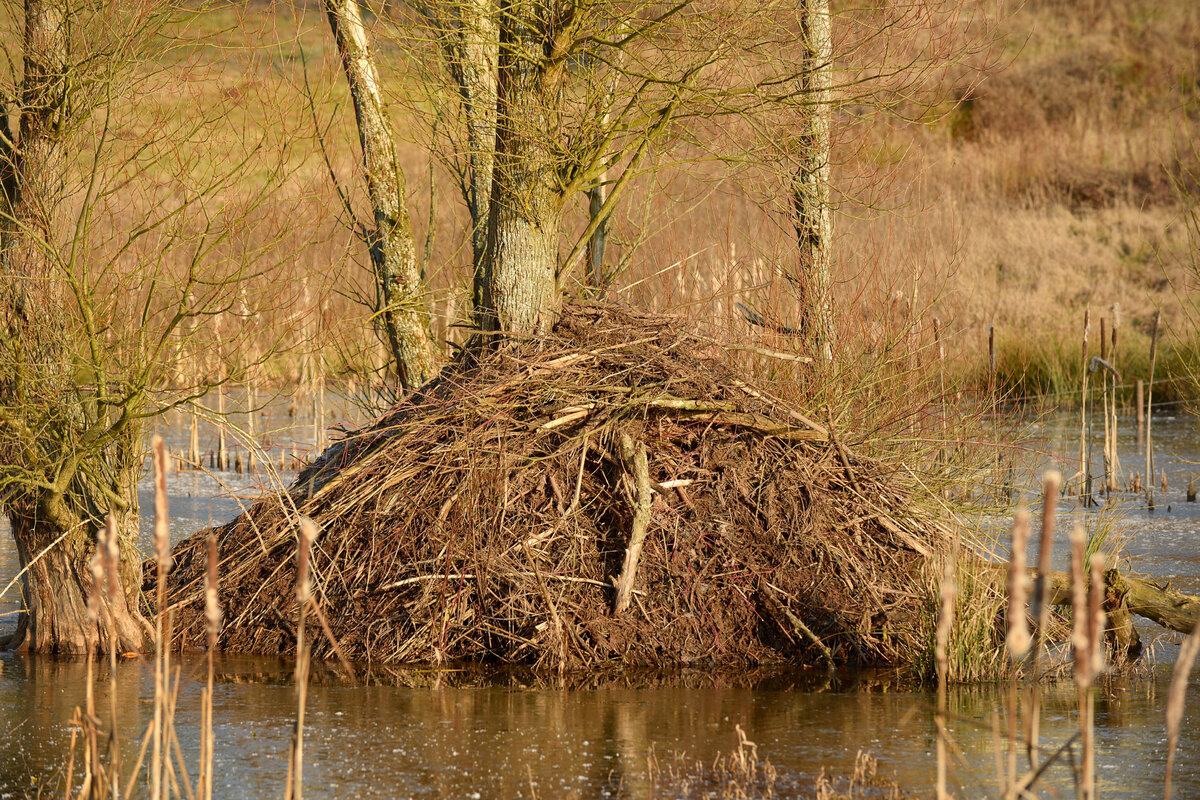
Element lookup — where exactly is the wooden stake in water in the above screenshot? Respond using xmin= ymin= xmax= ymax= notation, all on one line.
xmin=1146 ymin=310 xmax=1160 ymax=510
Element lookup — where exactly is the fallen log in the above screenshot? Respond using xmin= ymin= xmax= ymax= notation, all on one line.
xmin=985 ymin=563 xmax=1200 ymax=635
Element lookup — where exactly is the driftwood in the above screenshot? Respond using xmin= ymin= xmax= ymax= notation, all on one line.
xmin=984 ymin=561 xmax=1200 ymax=633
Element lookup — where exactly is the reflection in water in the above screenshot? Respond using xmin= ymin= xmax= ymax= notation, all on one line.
xmin=0 ymin=409 xmax=1198 ymax=798
xmin=0 ymin=655 xmax=1197 ymax=799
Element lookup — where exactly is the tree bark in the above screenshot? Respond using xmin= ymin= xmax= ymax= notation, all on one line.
xmin=325 ymin=0 xmax=440 ymax=390
xmin=477 ymin=0 xmax=564 ymax=337
xmin=438 ymin=0 xmax=499 ymax=309
xmin=0 ymin=0 xmax=151 ymax=654
xmin=791 ymin=0 xmax=834 ymax=361
xmin=9 ymin=505 xmax=147 ymax=654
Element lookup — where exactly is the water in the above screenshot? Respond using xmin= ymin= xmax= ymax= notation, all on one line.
xmin=1 ymin=403 xmax=1198 ymax=799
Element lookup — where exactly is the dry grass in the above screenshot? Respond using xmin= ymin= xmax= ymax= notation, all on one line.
xmin=32 ymin=0 xmax=1191 ymax=400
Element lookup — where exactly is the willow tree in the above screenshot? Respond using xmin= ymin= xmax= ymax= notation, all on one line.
xmin=0 ymin=0 xmax=297 ymax=652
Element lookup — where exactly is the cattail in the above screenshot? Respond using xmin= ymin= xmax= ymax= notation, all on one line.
xmin=1088 ymin=553 xmax=1107 ymax=679
xmin=153 ymin=436 xmax=172 ymax=572
xmin=205 ymin=532 xmax=222 ymax=647
xmin=1165 ymin=621 xmax=1200 ymax=800
xmin=1006 ymin=509 xmax=1031 ymax=658
xmin=296 ymin=517 xmax=320 ymax=604
xmin=1070 ymin=525 xmax=1090 ymax=685
xmin=87 ymin=548 xmax=105 ymax=624
xmin=104 ymin=514 xmax=120 ymax=600
xmin=936 ymin=560 xmax=956 ymax=676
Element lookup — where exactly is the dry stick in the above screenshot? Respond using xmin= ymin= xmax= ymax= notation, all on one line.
xmin=1005 ymin=508 xmax=1032 ymax=798
xmin=151 ymin=436 xmax=173 ymax=800
xmin=1164 ymin=616 xmax=1200 ymax=800
xmin=286 ymin=517 xmax=320 ymax=800
xmin=1146 ymin=310 xmax=1160 ymax=510
xmin=1027 ymin=471 xmax=1061 ymax=771
xmin=1079 ymin=309 xmax=1090 ymax=499
xmin=612 ymin=434 xmax=652 ymax=615
xmin=936 ymin=559 xmax=956 ymax=800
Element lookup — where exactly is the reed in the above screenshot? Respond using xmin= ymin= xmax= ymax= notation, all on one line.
xmin=1164 ymin=617 xmax=1200 ymax=800
xmin=285 ymin=516 xmax=320 ymax=800
xmin=1026 ymin=471 xmax=1060 ymax=770
xmin=152 ymin=435 xmax=173 ymax=800
xmin=1108 ymin=305 xmax=1121 ymax=492
xmin=1145 ymin=310 xmax=1160 ymax=510
xmin=197 ymin=531 xmax=221 ymax=800
xmin=1079 ymin=308 xmax=1090 ymax=499
xmin=935 ymin=558 xmax=955 ymax=800
xmin=1004 ymin=508 xmax=1031 ymax=796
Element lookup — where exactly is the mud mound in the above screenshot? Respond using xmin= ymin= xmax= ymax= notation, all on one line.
xmin=163 ymin=303 xmax=950 ymax=670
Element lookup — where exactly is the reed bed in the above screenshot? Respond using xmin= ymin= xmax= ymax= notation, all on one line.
xmin=161 ymin=302 xmax=955 ymax=672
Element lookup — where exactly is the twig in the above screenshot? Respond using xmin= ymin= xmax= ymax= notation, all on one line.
xmin=613 ymin=434 xmax=653 ymax=614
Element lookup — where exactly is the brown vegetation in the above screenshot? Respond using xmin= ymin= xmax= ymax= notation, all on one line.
xmin=161 ymin=303 xmax=951 ymax=670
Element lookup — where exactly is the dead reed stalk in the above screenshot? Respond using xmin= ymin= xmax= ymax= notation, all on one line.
xmin=1026 ymin=471 xmax=1060 ymax=768
xmin=152 ymin=435 xmax=173 ymax=800
xmin=1164 ymin=617 xmax=1200 ymax=800
xmin=285 ymin=516 xmax=320 ymax=800
xmin=1146 ymin=310 xmax=1160 ymax=510
xmin=1079 ymin=308 xmax=1090 ymax=499
xmin=1005 ymin=507 xmax=1031 ymax=795
xmin=936 ymin=559 xmax=955 ymax=800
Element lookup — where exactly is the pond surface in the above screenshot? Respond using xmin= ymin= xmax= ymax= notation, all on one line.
xmin=0 ymin=399 xmax=1198 ymax=799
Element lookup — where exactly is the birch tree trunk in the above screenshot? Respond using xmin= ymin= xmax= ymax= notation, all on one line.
xmin=325 ymin=0 xmax=440 ymax=389
xmin=477 ymin=0 xmax=564 ymax=336
xmin=0 ymin=0 xmax=149 ymax=653
xmin=791 ymin=0 xmax=834 ymax=361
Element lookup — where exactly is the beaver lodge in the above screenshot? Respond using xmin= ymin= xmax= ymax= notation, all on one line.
xmin=161 ymin=303 xmax=958 ymax=671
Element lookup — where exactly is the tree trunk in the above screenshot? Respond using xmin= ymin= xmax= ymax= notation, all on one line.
xmin=440 ymin=0 xmax=499 ymax=309
xmin=791 ymin=0 xmax=834 ymax=361
xmin=325 ymin=0 xmax=440 ymax=390
xmin=1 ymin=0 xmax=151 ymax=654
xmin=477 ymin=0 xmax=563 ymax=336
xmin=8 ymin=502 xmax=148 ymax=654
